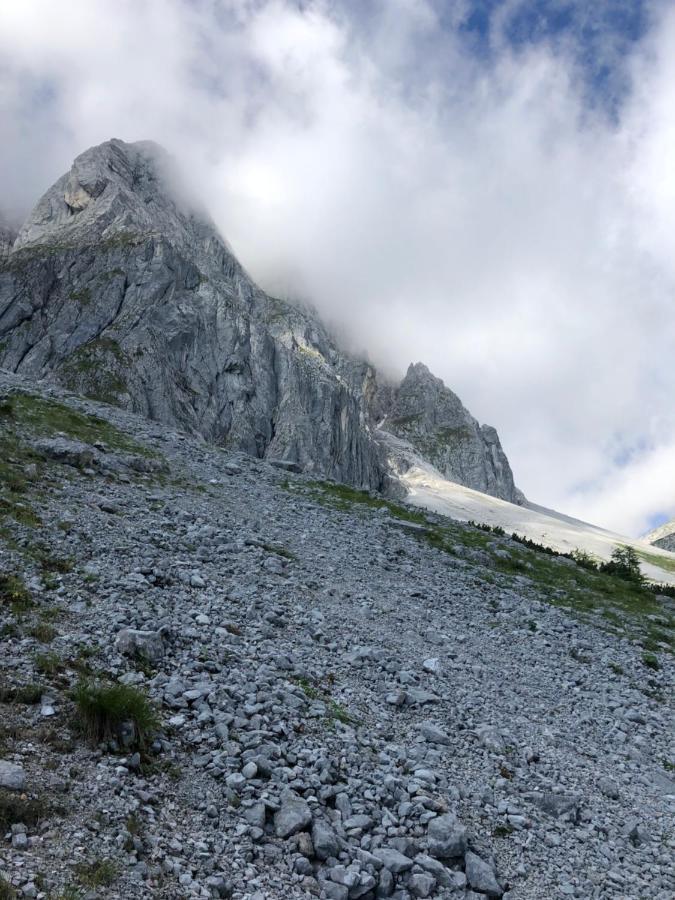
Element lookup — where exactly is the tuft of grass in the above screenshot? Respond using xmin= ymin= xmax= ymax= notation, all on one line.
xmin=73 ymin=859 xmax=118 ymax=888
xmin=29 ymin=622 xmax=58 ymax=643
xmin=35 ymin=651 xmax=64 ymax=675
xmin=0 ymin=681 xmax=43 ymax=704
xmin=608 ymin=662 xmax=624 ymax=676
xmin=642 ymin=652 xmax=660 ymax=671
xmin=262 ymin=542 xmax=296 ymax=560
xmin=0 ymin=790 xmax=48 ymax=829
xmin=39 ymin=554 xmax=74 ymax=574
xmin=0 ymin=875 xmax=17 ymax=899
xmin=72 ymin=680 xmax=158 ymax=748
xmin=0 ymin=573 xmax=33 ymax=612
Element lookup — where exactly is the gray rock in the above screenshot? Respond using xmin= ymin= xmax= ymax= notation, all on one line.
xmin=0 ymin=760 xmax=26 ymax=790
xmin=371 ymin=847 xmax=413 ymax=874
xmin=408 ymin=873 xmax=436 ymax=898
xmin=115 ymin=626 xmax=167 ymax=663
xmin=464 ymin=850 xmax=502 ymax=897
xmin=374 ymin=362 xmax=523 ymax=503
xmin=427 ymin=813 xmax=467 ymax=859
xmin=312 ymin=819 xmax=340 ymax=860
xmin=274 ymin=791 xmax=312 ymax=838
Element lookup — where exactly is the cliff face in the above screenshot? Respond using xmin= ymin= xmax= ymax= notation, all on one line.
xmin=0 ymin=140 xmax=383 ymax=488
xmin=0 ymin=138 xmax=522 ymax=502
xmin=376 ymin=363 xmax=523 ymax=504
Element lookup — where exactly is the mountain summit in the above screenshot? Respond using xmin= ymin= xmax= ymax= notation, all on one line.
xmin=0 ymin=138 xmax=521 ymax=503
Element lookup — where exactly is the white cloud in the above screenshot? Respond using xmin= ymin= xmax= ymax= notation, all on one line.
xmin=0 ymin=0 xmax=673 ymax=536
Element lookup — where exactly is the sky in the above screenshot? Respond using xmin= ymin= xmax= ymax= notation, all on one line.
xmin=0 ymin=0 xmax=674 ymax=537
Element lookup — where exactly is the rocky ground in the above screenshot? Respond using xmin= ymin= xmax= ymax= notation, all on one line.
xmin=0 ymin=370 xmax=673 ymax=900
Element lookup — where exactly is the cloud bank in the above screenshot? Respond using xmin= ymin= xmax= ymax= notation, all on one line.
xmin=0 ymin=0 xmax=673 ymax=536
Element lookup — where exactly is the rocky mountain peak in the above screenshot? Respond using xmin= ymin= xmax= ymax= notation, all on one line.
xmin=1 ymin=138 xmax=522 ymax=504
xmin=377 ymin=362 xmax=523 ymax=504
xmin=14 ymin=139 xmax=215 ymax=256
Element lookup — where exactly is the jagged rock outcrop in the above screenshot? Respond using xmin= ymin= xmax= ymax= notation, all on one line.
xmin=375 ymin=363 xmax=523 ymax=504
xmin=644 ymin=520 xmax=675 ymax=553
xmin=0 ymin=139 xmax=382 ymax=488
xmin=0 ymin=138 xmax=521 ymax=501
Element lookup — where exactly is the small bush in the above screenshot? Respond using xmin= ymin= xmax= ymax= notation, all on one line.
xmin=35 ymin=651 xmax=64 ymax=675
xmin=29 ymin=622 xmax=57 ymax=643
xmin=0 ymin=790 xmax=48 ymax=829
xmin=73 ymin=858 xmax=117 ymax=888
xmin=72 ymin=680 xmax=158 ymax=748
xmin=0 ymin=874 xmax=17 ymax=899
xmin=0 ymin=682 xmax=43 ymax=704
xmin=0 ymin=573 xmax=33 ymax=612
xmin=39 ymin=555 xmax=74 ymax=574
xmin=642 ymin=652 xmax=660 ymax=671
xmin=600 ymin=546 xmax=644 ymax=585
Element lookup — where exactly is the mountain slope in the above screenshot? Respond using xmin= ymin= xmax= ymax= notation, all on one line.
xmin=0 ymin=138 xmax=520 ymax=503
xmin=0 ymin=370 xmax=673 ymax=899
xmin=644 ymin=519 xmax=675 ymax=553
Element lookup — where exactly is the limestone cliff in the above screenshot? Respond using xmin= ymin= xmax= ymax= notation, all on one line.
xmin=0 ymin=139 xmax=522 ymax=502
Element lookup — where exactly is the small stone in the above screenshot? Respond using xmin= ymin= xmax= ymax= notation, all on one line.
xmin=422 ymin=657 xmax=441 ymax=674
xmin=371 ymin=847 xmax=413 ymax=874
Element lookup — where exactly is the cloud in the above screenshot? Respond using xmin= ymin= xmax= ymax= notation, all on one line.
xmin=0 ymin=0 xmax=673 ymax=536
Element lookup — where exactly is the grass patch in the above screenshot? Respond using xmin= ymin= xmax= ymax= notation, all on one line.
xmin=642 ymin=652 xmax=660 ymax=671
xmin=262 ymin=542 xmax=296 ymax=560
xmin=0 ymin=681 xmax=43 ymax=704
xmin=72 ymin=680 xmax=158 ymax=748
xmin=7 ymin=392 xmax=156 ymax=458
xmin=0 ymin=573 xmax=33 ymax=612
xmin=635 ymin=548 xmax=675 ymax=575
xmin=0 ymin=876 xmax=17 ymax=899
xmin=29 ymin=622 xmax=58 ymax=643
xmin=73 ymin=859 xmax=117 ymax=888
xmin=35 ymin=651 xmax=64 ymax=675
xmin=0 ymin=790 xmax=48 ymax=829
xmin=39 ymin=554 xmax=74 ymax=574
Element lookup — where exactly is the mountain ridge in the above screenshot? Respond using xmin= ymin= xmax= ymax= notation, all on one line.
xmin=0 ymin=138 xmax=522 ymax=504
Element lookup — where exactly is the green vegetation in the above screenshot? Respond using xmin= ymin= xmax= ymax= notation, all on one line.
xmin=9 ymin=391 xmax=148 ymax=452
xmin=293 ymin=675 xmax=355 ymax=725
xmin=72 ymin=680 xmax=158 ymax=748
xmin=39 ymin=554 xmax=74 ymax=574
xmin=295 ymin=480 xmax=675 ymax=655
xmin=642 ymin=652 xmax=660 ymax=671
xmin=35 ymin=651 xmax=64 ymax=675
xmin=0 ymin=790 xmax=48 ymax=829
xmin=262 ymin=542 xmax=296 ymax=560
xmin=28 ymin=622 xmax=57 ymax=643
xmin=0 ymin=875 xmax=17 ymax=899
xmin=0 ymin=572 xmax=32 ymax=609
xmin=0 ymin=682 xmax=43 ymax=704
xmin=68 ymin=287 xmax=91 ymax=305
xmin=73 ymin=859 xmax=118 ymax=889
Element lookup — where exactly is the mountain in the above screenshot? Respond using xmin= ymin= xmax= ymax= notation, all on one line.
xmin=644 ymin=519 xmax=675 ymax=552
xmin=0 ymin=138 xmax=521 ymax=503
xmin=375 ymin=363 xmax=522 ymax=504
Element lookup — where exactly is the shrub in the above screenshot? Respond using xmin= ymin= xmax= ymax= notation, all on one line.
xmin=600 ymin=546 xmax=644 ymax=585
xmin=72 ymin=680 xmax=158 ymax=748
xmin=642 ymin=652 xmax=660 ymax=671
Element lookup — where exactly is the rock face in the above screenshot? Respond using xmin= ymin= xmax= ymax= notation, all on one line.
xmin=376 ymin=363 xmax=523 ymax=503
xmin=644 ymin=520 xmax=675 ymax=553
xmin=0 ymin=138 xmax=521 ymax=501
